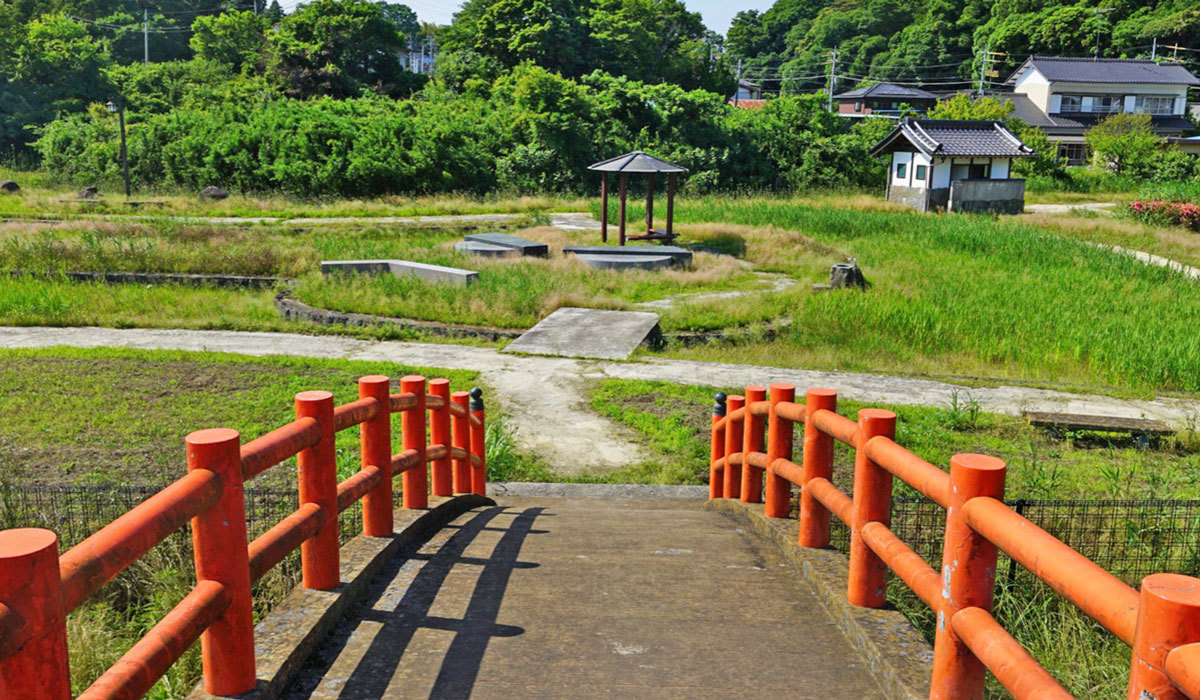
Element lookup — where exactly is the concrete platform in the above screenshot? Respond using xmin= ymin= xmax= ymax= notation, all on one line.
xmin=464 ymin=232 xmax=548 ymax=257
xmin=281 ymin=498 xmax=886 ymax=699
xmin=573 ymin=253 xmax=675 ymax=271
xmin=502 ymin=307 xmax=660 ymax=360
xmin=454 ymin=241 xmax=516 ymax=258
xmin=563 ymin=245 xmax=692 ymax=267
xmin=321 ymin=259 xmax=478 ymax=286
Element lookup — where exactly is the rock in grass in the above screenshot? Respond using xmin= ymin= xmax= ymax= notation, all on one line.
xmin=78 ymin=186 xmax=99 ymax=199
xmin=200 ymin=186 xmax=229 ymax=200
xmin=0 ymin=181 xmax=18 ymax=194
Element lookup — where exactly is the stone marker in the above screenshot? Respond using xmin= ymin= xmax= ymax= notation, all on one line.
xmin=320 ymin=259 xmax=478 ymax=286
xmin=455 ymin=240 xmax=517 ymax=258
xmin=78 ymin=186 xmax=99 ymax=199
xmin=574 ymin=253 xmax=675 ymax=271
xmin=463 ymin=232 xmax=548 ymax=257
xmin=0 ymin=181 xmax=18 ymax=194
xmin=503 ymin=307 xmax=661 ymax=360
xmin=200 ymin=186 xmax=229 ymax=200
xmin=563 ymin=245 xmax=692 ymax=267
xmin=830 ymin=261 xmax=866 ymax=290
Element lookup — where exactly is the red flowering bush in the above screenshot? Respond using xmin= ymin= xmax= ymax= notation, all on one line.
xmin=1129 ymin=200 xmax=1200 ymax=232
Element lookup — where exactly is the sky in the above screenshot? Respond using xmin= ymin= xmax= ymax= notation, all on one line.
xmin=280 ymin=0 xmax=776 ymax=35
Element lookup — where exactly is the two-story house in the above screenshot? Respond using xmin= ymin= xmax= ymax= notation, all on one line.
xmin=1001 ymin=56 xmax=1198 ymax=164
xmin=833 ymin=83 xmax=940 ymax=119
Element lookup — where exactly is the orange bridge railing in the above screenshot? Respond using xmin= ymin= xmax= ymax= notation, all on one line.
xmin=710 ymin=385 xmax=1200 ymax=700
xmin=0 ymin=374 xmax=487 ymax=700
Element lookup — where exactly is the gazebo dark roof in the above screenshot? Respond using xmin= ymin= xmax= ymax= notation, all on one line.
xmin=588 ymin=151 xmax=687 ymax=174
xmin=869 ymin=119 xmax=1037 ymax=158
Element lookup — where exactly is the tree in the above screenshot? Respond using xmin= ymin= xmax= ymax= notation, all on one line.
xmin=927 ymin=93 xmax=1014 ymax=121
xmin=265 ymin=1 xmax=285 ymax=23
xmin=268 ymin=0 xmax=411 ymax=98
xmin=1085 ymin=112 xmax=1164 ymax=176
xmin=377 ymin=2 xmax=420 ymax=43
xmin=190 ymin=11 xmax=267 ymax=72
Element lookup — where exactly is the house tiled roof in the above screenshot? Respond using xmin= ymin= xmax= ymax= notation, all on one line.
xmin=729 ymin=99 xmax=767 ymax=109
xmin=1005 ymin=57 xmax=1200 ymax=85
xmin=833 ymin=83 xmax=940 ymax=100
xmin=869 ymin=119 xmax=1037 ymax=158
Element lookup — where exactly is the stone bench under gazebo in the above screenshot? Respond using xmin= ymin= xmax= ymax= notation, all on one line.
xmin=589 ymin=151 xmax=687 ymax=245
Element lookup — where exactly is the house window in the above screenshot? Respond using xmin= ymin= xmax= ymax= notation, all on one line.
xmin=1057 ymin=143 xmax=1089 ymax=165
xmin=915 ymin=165 xmax=927 ymax=180
xmin=968 ymin=163 xmax=990 ymax=179
xmin=854 ymin=102 xmax=862 ymax=112
xmin=1091 ymin=96 xmax=1120 ymax=113
xmin=1135 ymin=96 xmax=1175 ymax=115
xmin=1060 ymin=95 xmax=1083 ymax=113
xmin=896 ymin=163 xmax=907 ymax=179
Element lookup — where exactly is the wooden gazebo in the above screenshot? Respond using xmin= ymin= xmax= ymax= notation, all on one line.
xmin=588 ymin=151 xmax=687 ymax=245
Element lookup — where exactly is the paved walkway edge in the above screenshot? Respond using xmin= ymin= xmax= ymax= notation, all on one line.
xmin=487 ymin=481 xmax=709 ymax=499
xmin=187 ymin=494 xmax=495 ymax=700
xmin=705 ymin=499 xmax=932 ymax=700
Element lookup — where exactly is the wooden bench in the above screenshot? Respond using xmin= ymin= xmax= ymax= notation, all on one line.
xmin=1024 ymin=411 xmax=1174 ymax=445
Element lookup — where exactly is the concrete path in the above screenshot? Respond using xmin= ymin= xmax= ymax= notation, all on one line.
xmin=282 ymin=497 xmax=885 ymax=699
xmin=1025 ymin=202 xmax=1118 ymax=215
xmin=5 ymin=211 xmax=600 ymax=229
xmin=1096 ymin=243 xmax=1200 ymax=280
xmin=6 ymin=327 xmax=1200 ymax=477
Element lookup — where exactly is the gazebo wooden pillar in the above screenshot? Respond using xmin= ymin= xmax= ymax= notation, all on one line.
xmin=589 ymin=151 xmax=687 ymax=246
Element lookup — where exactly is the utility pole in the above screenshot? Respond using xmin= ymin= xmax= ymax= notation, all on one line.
xmin=1093 ymin=7 xmax=1114 ymax=59
xmin=735 ymin=58 xmax=742 ymax=106
xmin=1152 ymin=37 xmax=1157 ymax=60
xmin=977 ymin=42 xmax=989 ymax=98
xmin=142 ymin=2 xmax=149 ymax=64
xmin=826 ymin=50 xmax=838 ymax=112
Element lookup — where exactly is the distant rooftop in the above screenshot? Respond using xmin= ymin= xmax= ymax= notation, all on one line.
xmin=1003 ymin=93 xmax=1194 ymax=131
xmin=1005 ymin=56 xmax=1200 ymax=85
xmin=869 ymin=119 xmax=1037 ymax=158
xmin=833 ymin=83 xmax=940 ymax=100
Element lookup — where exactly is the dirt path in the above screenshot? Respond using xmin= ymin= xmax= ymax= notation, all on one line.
xmin=5 ymin=327 xmax=1198 ymax=476
xmin=2 ymin=211 xmax=600 ymax=228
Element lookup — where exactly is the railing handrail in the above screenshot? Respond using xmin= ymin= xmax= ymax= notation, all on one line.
xmin=0 ymin=374 xmax=489 ymax=700
xmin=709 ymin=386 xmax=1200 ymax=700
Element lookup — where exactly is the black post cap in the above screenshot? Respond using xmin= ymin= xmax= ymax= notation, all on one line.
xmin=713 ymin=392 xmax=727 ymax=417
xmin=470 ymin=387 xmax=484 ymax=411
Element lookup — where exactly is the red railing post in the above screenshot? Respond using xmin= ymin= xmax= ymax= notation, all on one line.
xmin=401 ymin=376 xmax=428 ymax=509
xmin=469 ymin=388 xmax=487 ymax=495
xmin=1129 ymin=573 xmax=1200 ymax=700
xmin=451 ymin=390 xmax=471 ymax=494
xmin=847 ymin=409 xmax=897 ymax=608
xmin=723 ymin=394 xmax=745 ymax=499
xmin=931 ymin=453 xmax=1007 ymax=700
xmin=359 ymin=375 xmax=393 ymax=537
xmin=295 ymin=391 xmax=340 ymax=590
xmin=709 ymin=393 xmax=727 ymax=500
xmin=764 ymin=384 xmax=795 ymax=518
xmin=0 ymin=529 xmax=69 ymax=700
xmin=430 ymin=378 xmax=453 ymax=497
xmin=798 ymin=388 xmax=837 ymax=548
xmin=186 ymin=428 xmax=256 ymax=695
xmin=740 ymin=385 xmax=767 ymax=503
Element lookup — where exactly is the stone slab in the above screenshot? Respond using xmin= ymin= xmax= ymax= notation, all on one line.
xmin=454 ymin=240 xmax=516 ymax=258
xmin=464 ymin=232 xmax=548 ymax=257
xmin=320 ymin=259 xmax=478 ymax=286
xmin=563 ymin=244 xmax=692 ymax=266
xmin=502 ymin=306 xmax=661 ymax=360
xmin=574 ymin=253 xmax=675 ymax=271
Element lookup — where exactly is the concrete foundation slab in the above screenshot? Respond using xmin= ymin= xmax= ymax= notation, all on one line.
xmin=574 ymin=253 xmax=675 ymax=271
xmin=563 ymin=245 xmax=692 ymax=266
xmin=321 ymin=259 xmax=478 ymax=286
xmin=454 ymin=241 xmax=516 ymax=258
xmin=464 ymin=232 xmax=548 ymax=257
xmin=502 ymin=307 xmax=661 ymax=360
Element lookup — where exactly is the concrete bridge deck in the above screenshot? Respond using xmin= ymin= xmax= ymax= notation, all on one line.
xmin=281 ymin=497 xmax=885 ymax=699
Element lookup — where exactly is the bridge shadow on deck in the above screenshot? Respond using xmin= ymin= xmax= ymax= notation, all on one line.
xmin=284 ymin=505 xmax=547 ymax=699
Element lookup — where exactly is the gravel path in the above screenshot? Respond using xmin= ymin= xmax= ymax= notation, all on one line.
xmin=4 ymin=327 xmax=1197 ymax=476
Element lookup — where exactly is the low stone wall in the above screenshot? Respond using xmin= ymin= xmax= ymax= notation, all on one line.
xmin=886 ymin=185 xmax=929 ymax=212
xmin=948 ymin=178 xmax=1026 ymax=215
xmin=275 ymin=292 xmax=524 ymax=342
